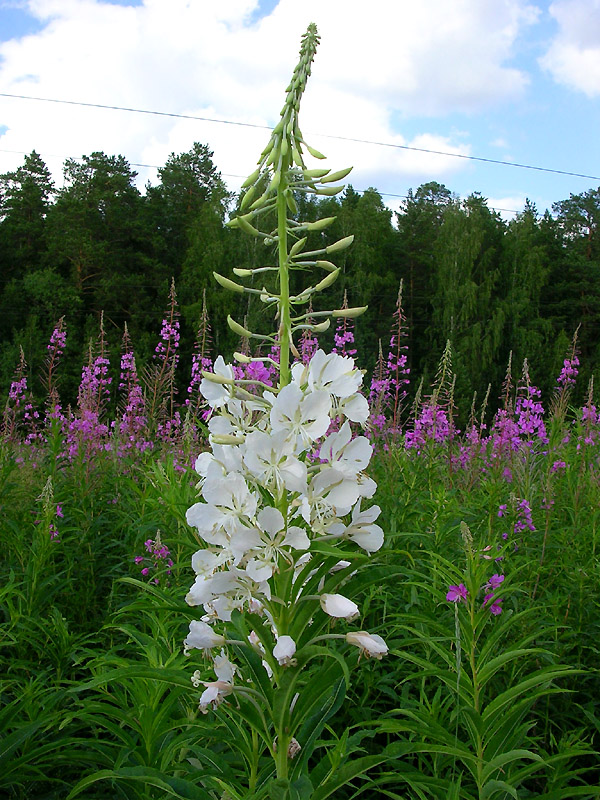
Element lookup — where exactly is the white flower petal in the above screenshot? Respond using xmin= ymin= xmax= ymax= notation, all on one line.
xmin=273 ymin=635 xmax=296 ymax=666
xmin=320 ymin=593 xmax=360 ymax=621
xmin=346 ymin=631 xmax=388 ymax=659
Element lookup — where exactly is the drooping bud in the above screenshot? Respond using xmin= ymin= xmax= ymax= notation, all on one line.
xmin=326 ymin=235 xmax=354 ymax=254
xmin=314 ymin=269 xmax=340 ymax=292
xmin=306 ymin=144 xmax=327 ymax=159
xmin=305 ymin=216 xmax=336 ymax=231
xmin=213 ymin=273 xmax=245 ymax=293
xmin=227 ymin=316 xmax=254 ymax=338
xmin=321 ymin=166 xmax=353 ymax=183
xmin=332 ymin=305 xmax=368 ymax=318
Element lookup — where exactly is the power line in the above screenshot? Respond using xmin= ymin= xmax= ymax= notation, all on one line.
xmin=1 ymin=91 xmax=599 ymax=182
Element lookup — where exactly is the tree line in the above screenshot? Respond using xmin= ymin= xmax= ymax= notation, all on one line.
xmin=1 ymin=144 xmax=599 ymax=416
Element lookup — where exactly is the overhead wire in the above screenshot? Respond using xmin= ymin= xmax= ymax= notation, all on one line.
xmin=1 ymin=91 xmax=599 ymax=182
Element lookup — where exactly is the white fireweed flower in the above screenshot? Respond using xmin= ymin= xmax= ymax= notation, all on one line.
xmin=305 ymin=469 xmax=362 ymax=517
xmin=240 ymin=507 xmax=310 ymax=582
xmin=269 ymin=383 xmax=331 ymax=452
xmin=327 ymin=501 xmax=384 ymax=553
xmin=243 ymin=429 xmax=307 ymax=496
xmin=184 ymin=620 xmax=226 ymax=654
xmin=319 ymin=421 xmax=372 ymax=478
xmin=200 ymin=356 xmax=235 ymax=409
xmin=334 ymin=392 xmax=369 ymax=424
xmin=346 ymin=631 xmax=388 ymax=659
xmin=273 ymin=635 xmax=297 ymax=666
xmin=198 ymin=649 xmax=237 ymax=714
xmin=320 ymin=593 xmax=360 ymax=621
xmin=307 ymin=350 xmax=363 ymax=398
xmin=198 ymin=680 xmax=233 ymax=714
xmin=186 ymin=570 xmax=240 ymax=607
xmin=194 ymin=443 xmax=244 ymax=486
xmin=192 ymin=472 xmax=258 ymax=541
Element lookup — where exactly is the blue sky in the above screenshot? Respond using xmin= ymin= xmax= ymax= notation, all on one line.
xmin=0 ymin=0 xmax=599 ymax=218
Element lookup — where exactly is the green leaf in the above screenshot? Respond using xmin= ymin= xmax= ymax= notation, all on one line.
xmin=66 ymin=766 xmax=213 ymax=799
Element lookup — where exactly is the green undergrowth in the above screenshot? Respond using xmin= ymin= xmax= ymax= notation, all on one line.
xmin=1 ymin=439 xmax=599 ymax=798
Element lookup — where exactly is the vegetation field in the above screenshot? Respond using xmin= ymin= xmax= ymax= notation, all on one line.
xmin=2 ymin=360 xmax=600 ymax=798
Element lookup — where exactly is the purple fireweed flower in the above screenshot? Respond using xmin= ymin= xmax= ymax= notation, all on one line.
xmin=405 ymin=403 xmax=452 ymax=450
xmin=446 ymin=584 xmax=468 ymax=603
xmin=485 ymin=573 xmax=505 ymax=590
xmin=551 ymin=460 xmax=566 ymax=473
xmin=136 ymin=535 xmax=173 ymax=585
xmin=483 ymin=593 xmax=503 ymax=615
xmin=56 ymin=504 xmax=64 ymax=518
xmin=498 ymin=504 xmax=507 ymax=517
xmin=557 ymin=355 xmax=579 ymax=388
xmin=515 ymin=498 xmax=535 ymax=533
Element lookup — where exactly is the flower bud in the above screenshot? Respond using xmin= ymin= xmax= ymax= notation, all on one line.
xmin=326 ymin=235 xmax=354 ymax=254
xmin=227 ymin=315 xmax=254 ymax=338
xmin=213 ymin=272 xmax=244 ymax=293
xmin=241 ymin=167 xmax=261 ymax=188
xmin=306 ymin=144 xmax=326 ymax=159
xmin=315 ymin=185 xmax=344 ymax=196
xmin=210 ymin=433 xmax=246 ymax=445
xmin=346 ymin=631 xmax=388 ymax=660
xmin=320 ymin=166 xmax=353 ymax=183
xmin=184 ymin=620 xmax=226 ymax=654
xmin=305 ymin=216 xmax=336 ymax=231
xmin=289 ymin=237 xmax=307 ymax=257
xmin=273 ymin=635 xmax=297 ymax=666
xmin=320 ymin=593 xmax=360 ymax=621
xmin=332 ymin=305 xmax=368 ymax=318
xmin=314 ymin=268 xmax=340 ymax=292
xmin=315 ymin=260 xmax=338 ymax=272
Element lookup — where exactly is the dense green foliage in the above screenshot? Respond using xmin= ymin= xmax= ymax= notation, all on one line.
xmin=1 ymin=423 xmax=599 ymax=798
xmin=2 ymin=149 xmax=600 ymax=412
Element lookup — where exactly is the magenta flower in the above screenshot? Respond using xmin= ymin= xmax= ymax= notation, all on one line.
xmin=483 ymin=593 xmax=503 ymax=615
xmin=446 ymin=583 xmax=468 ymax=603
xmin=485 ymin=573 xmax=504 ymax=590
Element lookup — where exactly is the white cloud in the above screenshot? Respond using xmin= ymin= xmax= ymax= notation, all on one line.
xmin=0 ymin=0 xmax=540 ymax=195
xmin=486 ymin=194 xmax=529 ymax=220
xmin=540 ymin=0 xmax=600 ymax=96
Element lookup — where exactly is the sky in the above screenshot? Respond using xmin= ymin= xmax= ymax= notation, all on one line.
xmin=0 ymin=0 xmax=599 ymax=219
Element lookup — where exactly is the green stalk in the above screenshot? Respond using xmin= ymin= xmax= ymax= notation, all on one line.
xmin=277 ymin=171 xmax=291 ymax=389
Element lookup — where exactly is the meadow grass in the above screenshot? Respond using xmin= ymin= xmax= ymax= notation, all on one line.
xmin=1 ymin=423 xmax=599 ymax=799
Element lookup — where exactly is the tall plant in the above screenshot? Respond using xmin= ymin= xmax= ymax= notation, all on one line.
xmin=183 ymin=23 xmax=392 ymax=798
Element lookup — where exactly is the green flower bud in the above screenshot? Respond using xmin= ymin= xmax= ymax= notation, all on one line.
xmin=303 ymin=168 xmax=330 ymax=178
xmin=314 ymin=268 xmax=340 ymax=292
xmin=241 ymin=168 xmax=261 ymax=188
xmin=305 ymin=216 xmax=336 ymax=231
xmin=213 ymin=273 xmax=244 ymax=293
xmin=326 ymin=235 xmax=354 ymax=254
xmin=237 ymin=214 xmax=263 ymax=237
xmin=306 ymin=144 xmax=327 ymax=159
xmin=227 ymin=315 xmax=254 ymax=337
xmin=289 ymin=237 xmax=307 ymax=257
xmin=315 ymin=260 xmax=338 ymax=271
xmin=332 ymin=305 xmax=368 ymax=318
xmin=315 ymin=185 xmax=344 ymax=196
xmin=240 ymin=185 xmax=257 ymax=211
xmin=320 ymin=166 xmax=353 ymax=183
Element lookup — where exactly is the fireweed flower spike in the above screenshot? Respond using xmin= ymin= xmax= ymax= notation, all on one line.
xmin=183 ymin=24 xmax=387 ymax=790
